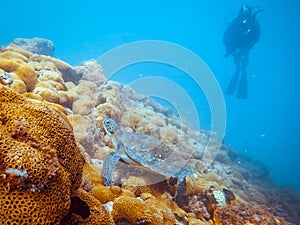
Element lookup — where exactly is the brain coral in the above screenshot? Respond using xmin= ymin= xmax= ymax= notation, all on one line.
xmin=0 ymin=85 xmax=85 ymax=224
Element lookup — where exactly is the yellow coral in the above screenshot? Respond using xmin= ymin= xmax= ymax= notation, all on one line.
xmin=92 ymin=185 xmax=122 ymax=203
xmin=6 ymin=43 xmax=34 ymax=58
xmin=143 ymin=193 xmax=187 ymax=224
xmin=10 ymin=76 xmax=27 ymax=93
xmin=33 ymin=86 xmax=60 ymax=103
xmin=21 ymin=92 xmax=71 ymax=128
xmin=16 ymin=64 xmax=37 ymax=91
xmin=0 ymin=50 xmax=28 ymax=62
xmin=82 ymin=163 xmax=123 ymax=203
xmin=72 ymin=96 xmax=95 ymax=115
xmin=112 ymin=193 xmax=187 ymax=225
xmin=34 ymin=70 xmax=67 ymax=101
xmin=0 ymin=58 xmax=20 ymax=71
xmin=61 ymin=188 xmax=115 ymax=225
xmin=58 ymin=90 xmax=73 ymax=108
xmin=0 ymin=85 xmax=84 ymax=189
xmin=112 ymin=196 xmax=152 ymax=224
xmin=0 ymin=123 xmax=71 ymax=224
xmin=0 ymin=58 xmax=37 ymax=91
xmin=188 ymin=215 xmax=213 ymax=225
xmin=0 ymin=85 xmax=85 ymax=224
xmin=68 ymin=115 xmax=90 ymax=142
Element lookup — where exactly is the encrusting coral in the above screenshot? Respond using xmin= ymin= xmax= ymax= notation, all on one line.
xmin=0 ymin=85 xmax=85 ymax=190
xmin=0 ymin=85 xmax=86 ymax=224
xmin=0 ymin=85 xmax=117 ymax=224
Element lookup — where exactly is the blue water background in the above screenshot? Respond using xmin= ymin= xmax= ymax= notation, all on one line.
xmin=2 ymin=0 xmax=300 ymax=190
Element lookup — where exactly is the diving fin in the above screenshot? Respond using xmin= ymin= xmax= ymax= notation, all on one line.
xmin=237 ymin=74 xmax=248 ymax=99
xmin=226 ymin=75 xmax=239 ymax=95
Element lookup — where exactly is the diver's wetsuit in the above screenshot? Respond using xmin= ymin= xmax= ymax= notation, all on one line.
xmin=223 ymin=5 xmax=262 ymax=99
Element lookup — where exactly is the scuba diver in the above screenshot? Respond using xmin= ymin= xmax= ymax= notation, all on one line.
xmin=223 ymin=5 xmax=263 ymax=98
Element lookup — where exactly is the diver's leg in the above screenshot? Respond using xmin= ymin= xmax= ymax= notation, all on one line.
xmin=226 ymin=55 xmax=241 ymax=95
xmin=237 ymin=72 xmax=248 ymax=98
xmin=237 ymin=55 xmax=249 ymax=99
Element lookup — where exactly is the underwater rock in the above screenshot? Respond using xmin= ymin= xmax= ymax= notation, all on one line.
xmin=13 ymin=37 xmax=55 ymax=56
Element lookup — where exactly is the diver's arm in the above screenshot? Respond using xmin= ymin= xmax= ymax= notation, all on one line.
xmin=223 ymin=20 xmax=239 ymax=56
xmin=253 ymin=9 xmax=264 ymax=18
xmin=243 ymin=20 xmax=260 ymax=52
xmin=246 ymin=9 xmax=262 ymax=48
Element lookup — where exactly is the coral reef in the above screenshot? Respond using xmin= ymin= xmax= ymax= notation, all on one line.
xmin=0 ymin=40 xmax=299 ymax=225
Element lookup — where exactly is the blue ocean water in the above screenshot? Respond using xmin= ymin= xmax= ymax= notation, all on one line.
xmin=2 ymin=0 xmax=300 ymax=191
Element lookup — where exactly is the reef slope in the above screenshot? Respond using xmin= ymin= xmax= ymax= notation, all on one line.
xmin=0 ymin=41 xmax=299 ymax=225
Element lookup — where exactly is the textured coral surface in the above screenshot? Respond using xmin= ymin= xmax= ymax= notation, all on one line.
xmin=0 ymin=86 xmax=83 ymax=224
xmin=0 ymin=85 xmax=85 ymax=190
